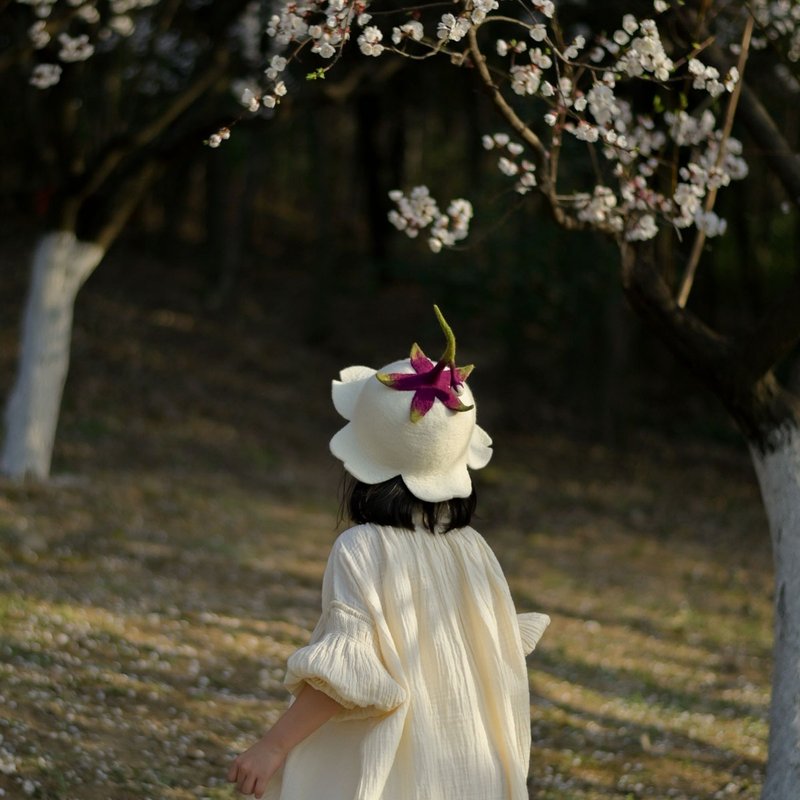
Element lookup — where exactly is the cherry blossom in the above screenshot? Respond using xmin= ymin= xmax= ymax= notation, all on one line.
xmin=358 ymin=26 xmax=384 ymax=56
xmin=388 ymin=187 xmax=472 ymax=252
xmin=392 ymin=22 xmax=423 ymax=45
xmin=133 ymin=0 xmax=753 ymax=242
xmin=437 ymin=13 xmax=470 ymax=43
xmin=29 ymin=63 xmax=62 ymax=89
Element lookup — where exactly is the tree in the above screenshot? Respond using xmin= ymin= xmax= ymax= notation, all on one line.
xmin=0 ymin=0 xmax=254 ymax=478
xmin=221 ymin=0 xmax=800 ymax=796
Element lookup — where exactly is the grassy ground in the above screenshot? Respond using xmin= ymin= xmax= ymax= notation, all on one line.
xmin=0 ymin=240 xmax=772 ymax=799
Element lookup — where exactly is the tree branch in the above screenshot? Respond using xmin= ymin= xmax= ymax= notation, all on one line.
xmin=691 ymin=24 xmax=800 ymax=203
xmin=676 ymin=13 xmax=754 ymax=308
xmin=467 ymin=27 xmax=548 ymax=163
xmin=94 ymin=160 xmax=162 ymax=252
xmin=60 ymin=50 xmax=229 ymax=229
xmin=466 ymin=26 xmax=594 ymax=232
xmin=620 ymin=240 xmax=732 ymax=377
xmin=667 ymin=8 xmax=800 ymax=382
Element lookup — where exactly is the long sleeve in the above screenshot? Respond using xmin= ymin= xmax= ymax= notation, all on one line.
xmin=285 ymin=601 xmax=406 ymax=718
xmin=284 ymin=533 xmax=407 ymax=720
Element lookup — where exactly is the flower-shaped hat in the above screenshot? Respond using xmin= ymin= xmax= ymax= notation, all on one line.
xmin=330 ymin=306 xmax=492 ymax=502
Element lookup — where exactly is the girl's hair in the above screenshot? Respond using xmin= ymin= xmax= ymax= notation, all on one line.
xmin=340 ymin=473 xmax=476 ymax=534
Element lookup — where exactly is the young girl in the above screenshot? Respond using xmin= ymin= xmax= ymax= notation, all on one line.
xmin=227 ymin=307 xmax=550 ymax=800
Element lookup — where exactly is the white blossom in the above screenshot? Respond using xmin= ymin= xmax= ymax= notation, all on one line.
xmin=577 ymin=185 xmax=621 ymax=228
xmin=471 ymin=0 xmax=499 ymax=25
xmin=622 ymin=14 xmax=639 ymax=35
xmin=613 ymin=29 xmax=630 ymax=46
xmin=529 ymin=47 xmax=552 ymax=69
xmin=498 ymin=156 xmax=519 ymax=176
xmin=239 ymin=86 xmax=261 ymax=112
xmin=694 ymin=209 xmax=727 ymax=237
xmin=587 ymin=82 xmax=619 ymax=126
xmin=392 ymin=21 xmax=423 ymax=45
xmin=614 ymin=19 xmax=673 ymax=81
xmin=267 ymin=9 xmax=309 ymax=45
xmin=206 ymin=127 xmax=230 ymax=148
xmin=28 ymin=20 xmax=50 ymax=49
xmin=437 ymin=13 xmax=470 ymax=43
xmin=266 ymin=55 xmax=288 ymax=79
xmin=573 ymin=121 xmax=600 ymax=142
xmin=389 ymin=188 xmax=472 ymax=251
xmin=57 ymin=32 xmax=94 ymax=62
xmin=564 ymin=35 xmax=586 ymax=60
xmin=30 ymin=62 xmax=61 ymax=88
xmin=77 ymin=4 xmax=100 ymax=23
xmin=529 ymin=23 xmax=547 ymax=42
xmin=724 ymin=67 xmax=740 ymax=92
xmin=666 ymin=109 xmax=716 ymax=146
xmin=109 ymin=14 xmax=135 ymax=36
xmin=358 ymin=26 xmax=384 ymax=56
xmin=510 ymin=65 xmax=541 ymax=96
xmin=626 ymin=214 xmax=658 ymax=240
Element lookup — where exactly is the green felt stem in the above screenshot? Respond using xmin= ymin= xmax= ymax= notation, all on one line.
xmin=433 ymin=305 xmax=456 ymax=364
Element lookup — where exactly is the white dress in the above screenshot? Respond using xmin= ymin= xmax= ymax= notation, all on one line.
xmin=264 ymin=523 xmax=549 ymax=800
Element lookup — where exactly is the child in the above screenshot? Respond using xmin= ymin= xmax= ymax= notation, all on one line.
xmin=227 ymin=306 xmax=550 ymax=800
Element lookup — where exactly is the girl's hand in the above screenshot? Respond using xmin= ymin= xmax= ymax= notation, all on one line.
xmin=227 ymin=737 xmax=285 ymax=799
xmin=226 ymin=684 xmax=343 ymax=797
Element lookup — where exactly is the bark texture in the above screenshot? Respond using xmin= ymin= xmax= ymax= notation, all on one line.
xmin=751 ymin=426 xmax=800 ymax=800
xmin=1 ymin=231 xmax=104 ymax=479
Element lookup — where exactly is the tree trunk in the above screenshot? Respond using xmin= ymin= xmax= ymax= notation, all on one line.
xmin=1 ymin=230 xmax=104 ymax=479
xmin=750 ymin=425 xmax=800 ymax=800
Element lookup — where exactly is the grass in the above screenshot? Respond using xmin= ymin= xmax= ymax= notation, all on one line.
xmin=0 ymin=438 xmax=771 ymax=800
xmin=0 ymin=241 xmax=773 ymax=799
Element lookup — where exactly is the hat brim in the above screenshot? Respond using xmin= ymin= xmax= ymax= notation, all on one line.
xmin=330 ymin=422 xmax=398 ymax=485
xmin=467 ymin=424 xmax=493 ymax=469
xmin=331 ymin=421 xmax=483 ymax=503
xmin=332 ymin=366 xmax=377 ymax=421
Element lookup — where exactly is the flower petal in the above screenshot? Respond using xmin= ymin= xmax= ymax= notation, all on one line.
xmin=409 ymin=390 xmax=436 ymax=422
xmin=455 ymin=364 xmax=474 ymax=382
xmin=441 ymin=393 xmax=474 ymax=412
xmin=409 ymin=343 xmax=434 ymax=373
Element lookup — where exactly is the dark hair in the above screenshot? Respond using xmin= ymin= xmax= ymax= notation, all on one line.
xmin=339 ymin=473 xmax=476 ymax=534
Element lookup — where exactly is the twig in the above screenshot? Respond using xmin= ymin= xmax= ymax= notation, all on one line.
xmin=676 ymin=13 xmax=754 ymax=308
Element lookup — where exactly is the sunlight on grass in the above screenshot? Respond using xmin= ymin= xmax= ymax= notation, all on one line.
xmin=0 ymin=431 xmax=771 ymax=799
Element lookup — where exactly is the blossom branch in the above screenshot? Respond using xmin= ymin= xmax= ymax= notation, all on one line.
xmin=466 ymin=24 xmax=590 ymax=232
xmin=676 ymin=12 xmax=754 ymax=308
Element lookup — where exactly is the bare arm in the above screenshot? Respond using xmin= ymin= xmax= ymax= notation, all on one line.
xmin=227 ymin=684 xmax=344 ymax=798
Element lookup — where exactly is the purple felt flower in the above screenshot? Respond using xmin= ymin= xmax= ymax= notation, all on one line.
xmin=376 ymin=306 xmax=475 ymax=423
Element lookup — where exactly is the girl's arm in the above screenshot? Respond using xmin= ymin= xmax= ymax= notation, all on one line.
xmin=227 ymin=684 xmax=344 ymax=798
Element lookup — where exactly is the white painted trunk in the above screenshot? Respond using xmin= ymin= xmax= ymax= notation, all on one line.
xmin=750 ymin=426 xmax=800 ymax=800
xmin=1 ymin=231 xmax=104 ymax=479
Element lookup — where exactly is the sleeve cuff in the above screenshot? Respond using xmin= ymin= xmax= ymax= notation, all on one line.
xmin=517 ymin=612 xmax=551 ymax=655
xmin=285 ymin=602 xmax=407 ymax=720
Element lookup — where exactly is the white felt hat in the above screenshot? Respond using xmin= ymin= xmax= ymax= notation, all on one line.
xmin=329 ymin=308 xmax=492 ymax=502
